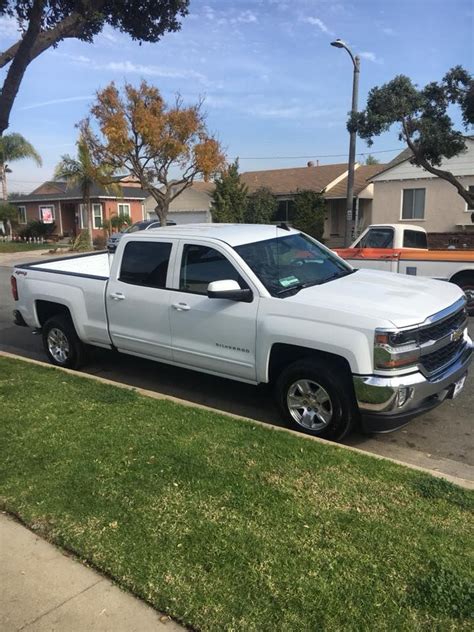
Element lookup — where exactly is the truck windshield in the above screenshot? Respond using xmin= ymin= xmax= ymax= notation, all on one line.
xmin=235 ymin=233 xmax=353 ymax=297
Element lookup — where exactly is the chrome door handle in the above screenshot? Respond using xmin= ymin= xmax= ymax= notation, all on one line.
xmin=110 ymin=292 xmax=126 ymax=301
xmin=172 ymin=302 xmax=191 ymax=311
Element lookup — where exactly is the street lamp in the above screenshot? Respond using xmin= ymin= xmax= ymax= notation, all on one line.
xmin=331 ymin=38 xmax=360 ymax=246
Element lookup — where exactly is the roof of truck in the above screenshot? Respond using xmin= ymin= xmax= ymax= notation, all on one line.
xmin=129 ymin=223 xmax=300 ymax=247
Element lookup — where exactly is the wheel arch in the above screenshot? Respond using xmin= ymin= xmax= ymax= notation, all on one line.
xmin=35 ymin=300 xmax=73 ymax=329
xmin=267 ymin=343 xmax=353 ymax=384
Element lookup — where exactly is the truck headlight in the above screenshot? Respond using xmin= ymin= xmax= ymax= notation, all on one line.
xmin=374 ymin=329 xmax=420 ymax=370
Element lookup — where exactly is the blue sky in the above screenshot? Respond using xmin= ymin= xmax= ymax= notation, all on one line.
xmin=1 ymin=0 xmax=473 ymax=192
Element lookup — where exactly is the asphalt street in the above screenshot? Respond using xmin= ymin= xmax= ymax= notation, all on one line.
xmin=1 ymin=254 xmax=472 ymax=483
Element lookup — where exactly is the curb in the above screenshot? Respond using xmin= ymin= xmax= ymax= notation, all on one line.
xmin=1 ymin=350 xmax=472 ymax=490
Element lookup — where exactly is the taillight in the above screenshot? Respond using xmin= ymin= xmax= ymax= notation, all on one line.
xmin=11 ymin=275 xmax=18 ymax=301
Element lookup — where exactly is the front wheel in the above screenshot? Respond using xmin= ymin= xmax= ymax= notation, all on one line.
xmin=275 ymin=359 xmax=357 ymax=441
xmin=42 ymin=315 xmax=85 ymax=369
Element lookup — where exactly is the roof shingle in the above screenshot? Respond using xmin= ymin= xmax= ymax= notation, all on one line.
xmin=240 ymin=163 xmax=348 ymax=195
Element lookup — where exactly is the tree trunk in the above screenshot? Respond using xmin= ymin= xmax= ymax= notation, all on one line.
xmin=0 ymin=163 xmax=7 ymax=200
xmin=0 ymin=0 xmax=44 ymax=135
xmin=86 ymin=196 xmax=94 ymax=249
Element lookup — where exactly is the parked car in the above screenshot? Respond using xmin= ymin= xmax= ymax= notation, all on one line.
xmin=335 ymin=223 xmax=474 ymax=314
xmin=12 ymin=224 xmax=472 ymax=441
xmin=107 ymin=219 xmax=176 ymax=251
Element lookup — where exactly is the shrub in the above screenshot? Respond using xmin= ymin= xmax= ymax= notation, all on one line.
xmin=93 ymin=235 xmax=107 ymax=250
xmin=19 ymin=220 xmax=57 ymax=240
xmin=293 ymin=190 xmax=326 ymax=241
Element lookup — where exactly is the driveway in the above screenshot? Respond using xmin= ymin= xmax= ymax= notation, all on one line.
xmin=1 ymin=257 xmax=472 ymax=483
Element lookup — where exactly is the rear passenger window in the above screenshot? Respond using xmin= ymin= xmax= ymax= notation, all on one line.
xmin=403 ymin=230 xmax=428 ymax=249
xmin=180 ymin=244 xmax=246 ymax=294
xmin=120 ymin=241 xmax=172 ymax=288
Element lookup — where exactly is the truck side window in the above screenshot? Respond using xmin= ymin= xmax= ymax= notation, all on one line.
xmin=180 ymin=244 xmax=247 ymax=295
xmin=359 ymin=228 xmax=394 ymax=248
xmin=120 ymin=241 xmax=172 ymax=288
xmin=403 ymin=230 xmax=428 ymax=249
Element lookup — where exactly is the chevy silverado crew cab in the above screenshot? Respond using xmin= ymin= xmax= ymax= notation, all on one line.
xmin=12 ymin=224 xmax=473 ymax=440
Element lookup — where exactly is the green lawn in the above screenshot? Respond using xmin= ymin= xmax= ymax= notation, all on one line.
xmin=0 ymin=242 xmax=67 ymax=253
xmin=0 ymin=356 xmax=472 ymax=631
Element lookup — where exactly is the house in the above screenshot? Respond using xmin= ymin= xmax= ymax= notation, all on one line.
xmin=241 ymin=162 xmax=385 ymax=247
xmin=12 ymin=179 xmax=148 ymax=239
xmin=370 ymin=138 xmax=474 ymax=248
xmin=143 ymin=181 xmax=214 ymax=224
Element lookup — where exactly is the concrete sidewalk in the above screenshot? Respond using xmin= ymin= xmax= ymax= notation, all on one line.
xmin=0 ymin=513 xmax=183 ymax=631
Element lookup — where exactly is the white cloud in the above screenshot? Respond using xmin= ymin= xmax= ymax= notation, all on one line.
xmin=203 ymin=5 xmax=215 ymax=21
xmin=234 ymin=10 xmax=258 ymax=24
xmin=20 ymin=95 xmax=94 ymax=111
xmin=0 ymin=15 xmax=21 ymax=39
xmin=381 ymin=27 xmax=396 ymax=36
xmin=359 ymin=51 xmax=382 ymax=64
xmin=100 ymin=60 xmax=209 ymax=83
xmin=302 ymin=16 xmax=334 ymax=36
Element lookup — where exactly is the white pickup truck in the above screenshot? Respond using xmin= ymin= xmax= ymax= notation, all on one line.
xmin=12 ymin=224 xmax=473 ymax=440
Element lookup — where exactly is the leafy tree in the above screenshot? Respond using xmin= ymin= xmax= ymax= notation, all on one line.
xmin=351 ymin=66 xmax=474 ymax=207
xmin=0 ymin=132 xmax=42 ymax=201
xmin=85 ymin=81 xmax=226 ymax=224
xmin=364 ymin=154 xmax=380 ymax=165
xmin=292 ymin=190 xmax=326 ymax=240
xmin=0 ymin=0 xmax=189 ymax=135
xmin=54 ymin=133 xmax=120 ymax=247
xmin=211 ymin=159 xmax=248 ymax=223
xmin=244 ymin=187 xmax=276 ymax=224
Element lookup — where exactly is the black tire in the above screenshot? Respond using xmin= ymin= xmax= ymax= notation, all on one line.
xmin=275 ymin=358 xmax=357 ymax=441
xmin=42 ymin=314 xmax=85 ymax=369
xmin=453 ymin=277 xmax=474 ymax=316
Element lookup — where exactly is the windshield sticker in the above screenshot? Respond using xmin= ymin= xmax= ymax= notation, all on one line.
xmin=279 ymin=275 xmax=300 ymax=287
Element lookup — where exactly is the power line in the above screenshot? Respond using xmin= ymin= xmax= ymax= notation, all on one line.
xmin=237 ymin=148 xmax=404 ymax=160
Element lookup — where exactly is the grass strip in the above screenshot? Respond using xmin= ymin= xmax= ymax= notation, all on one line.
xmin=0 ymin=242 xmax=57 ymax=253
xmin=0 ymin=356 xmax=472 ymax=631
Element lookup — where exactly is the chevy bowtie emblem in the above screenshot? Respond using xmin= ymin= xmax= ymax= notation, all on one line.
xmin=451 ymin=328 xmax=463 ymax=343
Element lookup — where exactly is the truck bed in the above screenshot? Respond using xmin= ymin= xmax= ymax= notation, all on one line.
xmin=28 ymin=252 xmax=112 ymax=278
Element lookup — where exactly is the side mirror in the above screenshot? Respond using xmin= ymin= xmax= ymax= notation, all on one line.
xmin=207 ymin=279 xmax=253 ymax=303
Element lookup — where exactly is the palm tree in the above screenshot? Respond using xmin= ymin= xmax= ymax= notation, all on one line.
xmin=54 ymin=135 xmax=120 ymax=247
xmin=0 ymin=133 xmax=42 ymax=236
xmin=0 ymin=133 xmax=42 ymax=200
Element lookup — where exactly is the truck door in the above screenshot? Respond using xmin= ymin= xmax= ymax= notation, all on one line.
xmin=106 ymin=238 xmax=175 ymax=360
xmin=347 ymin=227 xmax=398 ymax=273
xmin=169 ymin=241 xmax=258 ymax=382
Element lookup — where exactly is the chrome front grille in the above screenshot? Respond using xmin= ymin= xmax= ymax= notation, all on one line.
xmin=420 ymin=338 xmax=465 ymax=374
xmin=418 ymin=304 xmax=468 ymax=375
xmin=418 ymin=308 xmax=466 ymax=345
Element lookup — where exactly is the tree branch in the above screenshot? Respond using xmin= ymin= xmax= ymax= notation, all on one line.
xmin=0 ymin=12 xmax=85 ymax=69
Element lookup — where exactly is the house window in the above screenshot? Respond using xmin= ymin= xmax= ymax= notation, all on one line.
xmin=467 ymin=186 xmax=474 ymax=211
xmin=402 ymin=188 xmax=425 ymax=220
xmin=93 ymin=203 xmax=103 ymax=229
xmin=18 ymin=206 xmax=27 ymax=224
xmin=273 ymin=199 xmax=295 ymax=223
xmin=118 ymin=203 xmax=131 ymax=216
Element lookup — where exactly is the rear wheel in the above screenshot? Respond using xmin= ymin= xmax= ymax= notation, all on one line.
xmin=453 ymin=275 xmax=474 ymax=316
xmin=275 ymin=358 xmax=357 ymax=441
xmin=42 ymin=315 xmax=85 ymax=369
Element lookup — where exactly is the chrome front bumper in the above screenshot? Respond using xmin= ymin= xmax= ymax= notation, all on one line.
xmin=353 ymin=337 xmax=473 ymax=433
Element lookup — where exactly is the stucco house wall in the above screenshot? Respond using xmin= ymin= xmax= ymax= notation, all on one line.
xmin=371 ymin=139 xmax=474 ymax=236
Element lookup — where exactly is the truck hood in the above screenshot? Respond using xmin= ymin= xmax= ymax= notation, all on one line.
xmin=285 ymin=269 xmax=464 ymax=328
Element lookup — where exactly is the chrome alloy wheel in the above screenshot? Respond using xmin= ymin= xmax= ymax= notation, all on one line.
xmin=47 ymin=327 xmax=70 ymax=364
xmin=287 ymin=379 xmax=334 ymax=431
